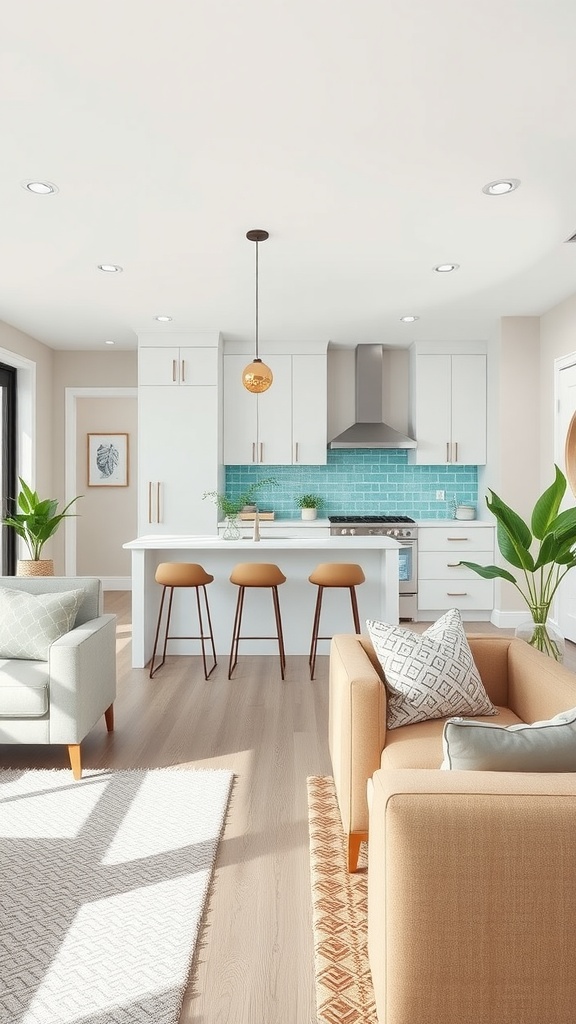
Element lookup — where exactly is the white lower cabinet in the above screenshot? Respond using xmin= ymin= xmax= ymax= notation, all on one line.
xmin=418 ymin=525 xmax=494 ymax=615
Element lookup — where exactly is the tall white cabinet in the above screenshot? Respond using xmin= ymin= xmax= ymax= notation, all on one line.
xmin=137 ymin=331 xmax=222 ymax=535
xmin=223 ymin=343 xmax=328 ymax=465
xmin=408 ymin=343 xmax=487 ymax=465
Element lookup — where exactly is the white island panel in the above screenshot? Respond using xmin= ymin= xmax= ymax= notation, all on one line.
xmin=124 ymin=535 xmax=400 ymax=667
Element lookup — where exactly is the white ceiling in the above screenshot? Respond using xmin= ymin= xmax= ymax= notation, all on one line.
xmin=2 ymin=0 xmax=576 ymax=352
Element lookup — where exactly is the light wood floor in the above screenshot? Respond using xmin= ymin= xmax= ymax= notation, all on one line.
xmin=2 ymin=595 xmax=575 ymax=1023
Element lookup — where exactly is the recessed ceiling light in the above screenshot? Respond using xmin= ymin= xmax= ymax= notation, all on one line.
xmin=22 ymin=180 xmax=58 ymax=195
xmin=433 ymin=263 xmax=460 ymax=273
xmin=97 ymin=264 xmax=123 ymax=273
xmin=482 ymin=178 xmax=520 ymax=196
xmin=105 ymin=340 xmax=115 ymax=345
xmin=400 ymin=315 xmax=419 ymax=323
xmin=154 ymin=315 xmax=173 ymax=322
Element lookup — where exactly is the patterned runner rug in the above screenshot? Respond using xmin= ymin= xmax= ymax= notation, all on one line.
xmin=307 ymin=775 xmax=378 ymax=1024
xmin=0 ymin=767 xmax=233 ymax=1024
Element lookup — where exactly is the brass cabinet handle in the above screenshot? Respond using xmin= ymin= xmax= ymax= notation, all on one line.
xmin=454 ymin=441 xmax=458 ymax=462
xmin=181 ymin=359 xmax=185 ymax=383
xmin=156 ymin=482 xmax=161 ymax=523
xmin=447 ymin=592 xmax=468 ymax=597
xmin=446 ymin=441 xmax=450 ymax=463
xmin=172 ymin=359 xmax=177 ymax=383
xmin=252 ymin=442 xmax=256 ymax=463
xmin=447 ymin=562 xmax=460 ymax=567
xmin=259 ymin=441 xmax=263 ymax=462
xmin=447 ymin=537 xmax=469 ymax=541
xmin=294 ymin=441 xmax=299 ymax=462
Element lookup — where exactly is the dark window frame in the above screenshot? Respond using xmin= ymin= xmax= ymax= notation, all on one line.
xmin=0 ymin=363 xmax=17 ymax=574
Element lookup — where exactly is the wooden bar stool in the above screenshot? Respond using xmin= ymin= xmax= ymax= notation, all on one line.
xmin=308 ymin=563 xmax=366 ymax=679
xmin=228 ymin=563 xmax=287 ymax=679
xmin=150 ymin=562 xmax=217 ymax=680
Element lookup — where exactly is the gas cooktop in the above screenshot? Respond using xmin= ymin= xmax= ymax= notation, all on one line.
xmin=328 ymin=515 xmax=416 ymax=524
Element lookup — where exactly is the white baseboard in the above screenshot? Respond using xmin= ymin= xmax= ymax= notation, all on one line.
xmin=101 ymin=577 xmax=132 ymax=591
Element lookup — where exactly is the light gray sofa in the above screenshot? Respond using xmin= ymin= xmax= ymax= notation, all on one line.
xmin=0 ymin=576 xmax=117 ymax=778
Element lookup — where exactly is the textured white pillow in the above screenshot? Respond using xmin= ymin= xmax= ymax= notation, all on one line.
xmin=366 ymin=608 xmax=497 ymax=730
xmin=0 ymin=587 xmax=83 ymax=661
xmin=442 ymin=708 xmax=576 ymax=771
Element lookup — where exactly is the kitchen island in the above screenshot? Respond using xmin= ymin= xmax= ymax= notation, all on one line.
xmin=123 ymin=534 xmax=401 ymax=667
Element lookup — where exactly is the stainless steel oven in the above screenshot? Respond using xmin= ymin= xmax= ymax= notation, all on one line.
xmin=328 ymin=516 xmax=418 ymax=620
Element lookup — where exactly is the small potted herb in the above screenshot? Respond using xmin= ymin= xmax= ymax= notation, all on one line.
xmin=296 ymin=494 xmax=325 ymax=521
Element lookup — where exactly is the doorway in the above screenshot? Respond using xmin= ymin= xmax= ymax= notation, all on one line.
xmin=0 ymin=363 xmax=17 ymax=574
xmin=555 ymin=355 xmax=576 ymax=642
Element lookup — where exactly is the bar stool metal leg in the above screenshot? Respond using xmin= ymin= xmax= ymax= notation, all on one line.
xmin=196 ymin=584 xmax=217 ymax=680
xmin=271 ymin=585 xmax=286 ymax=679
xmin=150 ymin=585 xmax=171 ymax=678
xmin=228 ymin=586 xmax=246 ymax=679
xmin=309 ymin=585 xmax=324 ymax=680
xmin=150 ymin=563 xmax=217 ymax=681
xmin=349 ymin=585 xmax=361 ymax=634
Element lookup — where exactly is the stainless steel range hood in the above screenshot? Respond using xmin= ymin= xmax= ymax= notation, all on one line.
xmin=328 ymin=344 xmax=417 ymax=449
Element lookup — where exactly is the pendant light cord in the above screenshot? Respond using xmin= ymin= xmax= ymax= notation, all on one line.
xmin=255 ymin=239 xmax=260 ymax=360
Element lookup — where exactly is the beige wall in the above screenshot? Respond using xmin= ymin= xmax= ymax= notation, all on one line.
xmin=51 ymin=350 xmax=138 ymax=572
xmin=0 ymin=320 xmax=54 ymax=506
xmin=540 ymin=292 xmax=576 ymax=470
xmin=75 ymin=397 xmax=137 ymax=577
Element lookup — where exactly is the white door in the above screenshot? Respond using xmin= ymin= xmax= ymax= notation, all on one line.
xmin=222 ymin=354 xmax=259 ymax=464
xmin=412 ymin=353 xmax=451 ymax=464
xmin=451 ymin=354 xmax=487 ymax=465
xmin=555 ymin=359 xmax=576 ymax=642
xmin=292 ymin=353 xmax=328 ymax=465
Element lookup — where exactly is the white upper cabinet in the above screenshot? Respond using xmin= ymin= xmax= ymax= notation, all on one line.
xmin=409 ymin=345 xmax=487 ymax=465
xmin=223 ymin=347 xmax=328 ymax=465
xmin=139 ymin=345 xmax=218 ymax=386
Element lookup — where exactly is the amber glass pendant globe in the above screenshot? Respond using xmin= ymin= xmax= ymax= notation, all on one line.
xmin=242 ymin=357 xmax=273 ymax=394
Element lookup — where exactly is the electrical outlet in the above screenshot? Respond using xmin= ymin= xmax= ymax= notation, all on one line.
xmin=436 ymin=490 xmax=445 ymax=500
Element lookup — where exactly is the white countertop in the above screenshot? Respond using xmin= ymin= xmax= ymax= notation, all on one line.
xmin=124 ymin=534 xmax=402 ymax=550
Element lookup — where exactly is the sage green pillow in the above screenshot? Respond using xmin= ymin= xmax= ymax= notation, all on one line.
xmin=0 ymin=587 xmax=84 ymax=661
xmin=442 ymin=708 xmax=576 ymax=771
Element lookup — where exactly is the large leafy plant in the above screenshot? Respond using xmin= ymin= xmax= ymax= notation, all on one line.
xmin=460 ymin=465 xmax=576 ymax=658
xmin=2 ymin=478 xmax=82 ymax=560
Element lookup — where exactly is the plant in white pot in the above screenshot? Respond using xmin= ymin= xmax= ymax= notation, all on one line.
xmin=2 ymin=478 xmax=82 ymax=576
xmin=459 ymin=465 xmax=576 ymax=661
xmin=296 ymin=494 xmax=325 ymax=521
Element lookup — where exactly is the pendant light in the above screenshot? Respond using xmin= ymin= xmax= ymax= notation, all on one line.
xmin=242 ymin=229 xmax=273 ymax=394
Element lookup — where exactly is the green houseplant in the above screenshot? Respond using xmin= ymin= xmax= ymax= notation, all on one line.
xmin=460 ymin=465 xmax=576 ymax=660
xmin=203 ymin=477 xmax=277 ymax=538
xmin=295 ymin=494 xmax=325 ymax=521
xmin=2 ymin=477 xmax=82 ymax=575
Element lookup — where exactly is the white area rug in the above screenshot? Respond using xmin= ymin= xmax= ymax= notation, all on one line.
xmin=0 ymin=768 xmax=234 ymax=1024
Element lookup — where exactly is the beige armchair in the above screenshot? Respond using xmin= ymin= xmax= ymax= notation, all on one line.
xmin=0 ymin=576 xmax=117 ymax=778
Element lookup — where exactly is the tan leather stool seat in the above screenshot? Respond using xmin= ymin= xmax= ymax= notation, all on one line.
xmin=150 ymin=562 xmax=217 ymax=680
xmin=308 ymin=562 xmax=365 ymax=680
xmin=228 ymin=563 xmax=287 ymax=679
xmin=308 ymin=563 xmax=366 ymax=588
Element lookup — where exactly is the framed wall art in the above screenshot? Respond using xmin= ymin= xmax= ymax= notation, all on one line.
xmin=87 ymin=433 xmax=129 ymax=487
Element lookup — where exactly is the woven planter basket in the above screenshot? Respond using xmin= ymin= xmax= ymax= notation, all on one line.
xmin=16 ymin=559 xmax=54 ymax=577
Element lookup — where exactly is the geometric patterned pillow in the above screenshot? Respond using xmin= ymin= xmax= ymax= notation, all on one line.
xmin=0 ymin=587 xmax=84 ymax=661
xmin=366 ymin=608 xmax=497 ymax=730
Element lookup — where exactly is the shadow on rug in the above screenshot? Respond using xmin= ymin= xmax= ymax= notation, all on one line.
xmin=0 ymin=768 xmax=233 ymax=1024
xmin=307 ymin=775 xmax=377 ymax=1024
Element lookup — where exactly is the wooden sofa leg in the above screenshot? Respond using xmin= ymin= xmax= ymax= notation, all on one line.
xmin=348 ymin=832 xmax=367 ymax=872
xmin=68 ymin=744 xmax=82 ymax=780
xmin=104 ymin=703 xmax=114 ymax=732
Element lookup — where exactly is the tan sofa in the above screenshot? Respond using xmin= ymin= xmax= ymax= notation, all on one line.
xmin=329 ymin=632 xmax=576 ymax=1024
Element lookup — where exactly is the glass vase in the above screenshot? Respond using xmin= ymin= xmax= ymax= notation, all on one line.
xmin=222 ymin=515 xmax=241 ymax=541
xmin=515 ymin=606 xmax=565 ymax=662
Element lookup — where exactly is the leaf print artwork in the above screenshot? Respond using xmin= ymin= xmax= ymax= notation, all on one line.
xmin=96 ymin=442 xmax=119 ymax=478
xmin=87 ymin=434 xmax=129 ymax=486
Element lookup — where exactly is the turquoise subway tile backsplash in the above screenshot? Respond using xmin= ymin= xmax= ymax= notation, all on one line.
xmin=225 ymin=450 xmax=478 ymax=519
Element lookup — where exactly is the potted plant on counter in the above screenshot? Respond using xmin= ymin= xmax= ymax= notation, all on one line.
xmin=296 ymin=494 xmax=325 ymax=521
xmin=459 ymin=465 xmax=576 ymax=661
xmin=2 ymin=477 xmax=82 ymax=576
xmin=203 ymin=477 xmax=277 ymax=539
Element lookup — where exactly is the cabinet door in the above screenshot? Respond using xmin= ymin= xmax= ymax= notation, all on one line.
xmin=179 ymin=347 xmax=219 ymax=386
xmin=292 ymin=353 xmax=327 ymax=465
xmin=411 ymin=354 xmax=451 ymax=464
xmin=451 ymin=354 xmax=486 ymax=464
xmin=139 ymin=348 xmax=180 ymax=386
xmin=257 ymin=355 xmax=292 ymax=464
xmin=138 ymin=387 xmax=219 ymax=534
xmin=222 ymin=355 xmax=259 ymax=464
